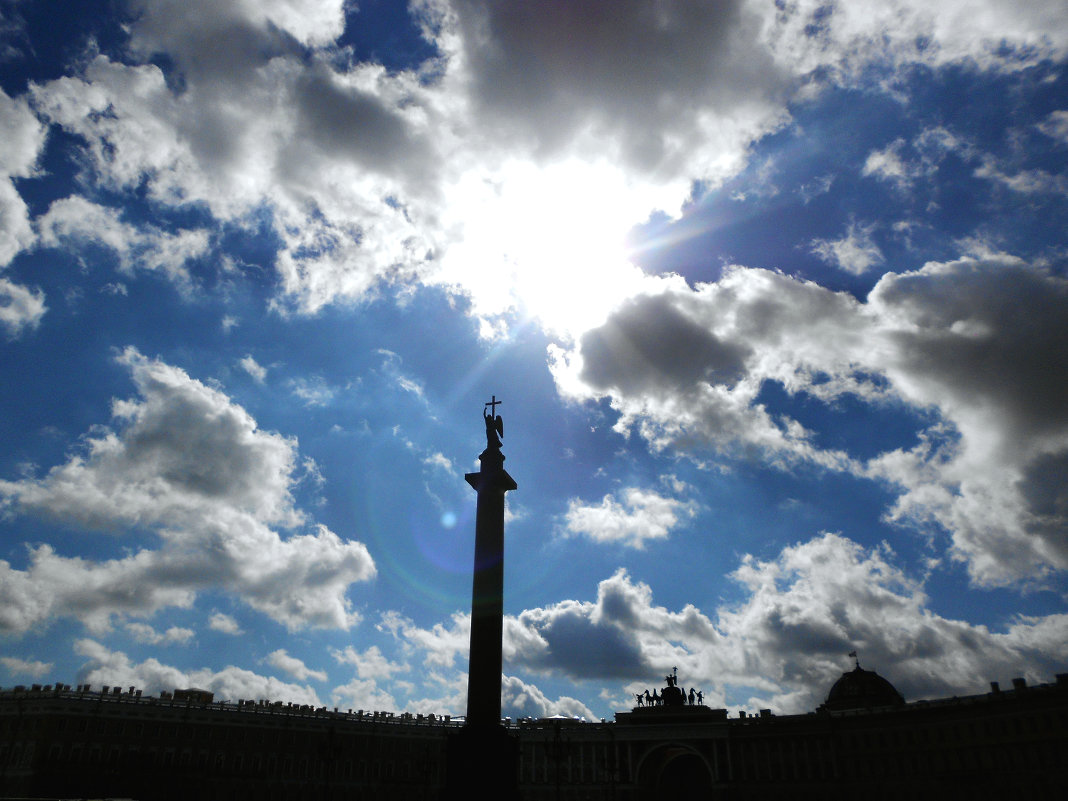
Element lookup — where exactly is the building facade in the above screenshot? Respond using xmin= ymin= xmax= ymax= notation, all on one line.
xmin=2 ymin=671 xmax=1066 ymax=800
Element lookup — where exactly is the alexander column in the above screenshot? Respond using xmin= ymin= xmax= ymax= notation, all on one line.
xmin=446 ymin=395 xmax=518 ymax=798
xmin=464 ymin=395 xmax=517 ymax=725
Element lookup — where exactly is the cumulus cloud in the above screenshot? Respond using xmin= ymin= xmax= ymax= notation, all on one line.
xmin=861 ymin=127 xmax=977 ymax=195
xmin=505 ymin=569 xmax=710 ymax=683
xmin=1037 ymin=110 xmax=1068 ymax=145
xmin=0 ymin=88 xmax=46 ymax=334
xmin=0 ymin=276 xmax=45 ymax=337
xmin=0 ymin=656 xmax=54 ymax=679
xmin=330 ymin=676 xmax=399 ymax=714
xmin=380 ymin=610 xmax=470 ymax=670
xmin=501 ymin=674 xmax=594 ymax=720
xmin=375 ymin=611 xmax=600 ymax=719
xmin=37 ymin=196 xmax=211 ymax=287
xmin=973 ymin=157 xmax=1068 ymax=196
xmin=551 ymin=269 xmax=862 ymax=469
xmin=0 ymin=170 xmax=34 ymax=268
xmin=810 ymin=221 xmax=885 ymax=275
xmin=501 ymin=537 xmax=1067 ymax=713
xmin=239 ymin=355 xmax=267 ymax=382
xmin=551 ymin=256 xmax=1068 ymax=585
xmin=75 ymin=638 xmax=322 ymax=705
xmin=288 ymin=376 xmax=336 ymax=407
xmin=326 ymin=645 xmax=411 ymax=714
xmin=377 ymin=524 xmax=1065 ymax=715
xmin=862 ymin=139 xmax=919 ymax=188
xmin=716 ymin=533 xmax=1068 ymax=710
xmin=208 ymin=612 xmax=243 ymax=635
xmin=124 ymin=622 xmax=195 ymax=646
xmin=0 ymin=347 xmax=375 ymax=634
xmin=266 ymin=648 xmax=328 ymax=683
xmin=17 ymin=0 xmax=789 ymax=327
xmin=864 ymin=257 xmax=1068 ymax=582
xmin=563 ymin=486 xmax=696 ymax=549
xmin=27 ymin=28 xmax=438 ymax=315
xmin=331 ymin=645 xmax=408 ymax=681
xmin=762 ymin=0 xmax=1068 ymax=78
xmin=425 ymin=0 xmax=790 ymax=183
xmin=124 ymin=0 xmax=347 ymax=57
xmin=12 ymin=0 xmax=1062 ymax=335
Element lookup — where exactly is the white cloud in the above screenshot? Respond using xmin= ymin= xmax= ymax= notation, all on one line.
xmin=287 ymin=376 xmax=336 ymax=407
xmin=863 ymin=257 xmax=1068 ymax=583
xmin=862 ymin=139 xmax=919 ymax=188
xmin=550 ymin=270 xmax=863 ymax=470
xmin=0 ymin=174 xmax=34 ymax=269
xmin=717 ymin=533 xmax=1068 ymax=710
xmin=0 ymin=347 xmax=375 ymax=634
xmin=374 ymin=612 xmax=600 ymax=719
xmin=421 ymin=0 xmax=791 ymax=187
xmin=208 ymin=611 xmax=243 ymax=635
xmin=330 ymin=644 xmax=408 ymax=680
xmin=861 ymin=127 xmax=977 ymax=194
xmin=499 ymin=537 xmax=1068 ymax=713
xmin=563 ymin=486 xmax=696 ymax=549
xmin=379 ymin=610 xmax=470 ymax=670
xmin=266 ymin=648 xmax=328 ymax=682
xmin=239 ymin=355 xmax=267 ymax=382
xmin=125 ymin=0 xmax=347 ymax=57
xmin=422 ymin=452 xmax=454 ymax=472
xmin=373 ymin=524 xmax=1066 ymax=715
xmin=19 ymin=0 xmax=786 ymax=334
xmin=124 ymin=622 xmax=195 ymax=645
xmin=973 ymin=156 xmax=1068 ymax=196
xmin=0 ymin=276 xmax=46 ymax=337
xmin=330 ymin=676 xmax=398 ymax=714
xmin=0 ymin=175 xmax=32 ymax=267
xmin=15 ymin=0 xmax=1062 ymax=340
xmin=0 ymin=87 xmax=43 ymax=181
xmin=810 ymin=221 xmax=885 ymax=275
xmin=1037 ymin=110 xmax=1068 ymax=145
xmin=37 ymin=196 xmax=211 ymax=287
xmin=501 ymin=674 xmax=594 ymax=721
xmin=550 ymin=256 xmax=1068 ymax=585
xmin=0 ymin=656 xmax=54 ymax=679
xmin=75 ymin=638 xmax=322 ymax=705
xmin=0 ymin=88 xmax=47 ymax=334
xmin=761 ymin=0 xmax=1068 ymax=78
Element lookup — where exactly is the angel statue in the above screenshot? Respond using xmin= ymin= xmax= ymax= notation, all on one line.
xmin=484 ymin=396 xmax=504 ymax=450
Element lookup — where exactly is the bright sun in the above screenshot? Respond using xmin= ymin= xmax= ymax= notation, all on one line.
xmin=439 ymin=159 xmax=666 ymax=338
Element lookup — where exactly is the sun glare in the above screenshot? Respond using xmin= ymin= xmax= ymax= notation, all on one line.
xmin=439 ymin=160 xmax=663 ymax=338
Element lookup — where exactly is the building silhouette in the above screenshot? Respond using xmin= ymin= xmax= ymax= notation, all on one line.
xmin=2 ymin=668 xmax=1066 ymax=799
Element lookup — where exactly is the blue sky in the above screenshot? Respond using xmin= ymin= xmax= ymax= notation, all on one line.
xmin=0 ymin=0 xmax=1066 ymax=720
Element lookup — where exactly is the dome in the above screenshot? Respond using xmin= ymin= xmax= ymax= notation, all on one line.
xmin=822 ymin=666 xmax=905 ymax=711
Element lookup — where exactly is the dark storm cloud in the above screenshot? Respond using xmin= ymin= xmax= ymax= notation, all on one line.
xmin=868 ymin=258 xmax=1068 ymax=443
xmin=437 ymin=0 xmax=790 ymax=175
xmin=579 ymin=292 xmax=751 ymax=396
xmin=556 ymin=257 xmax=1068 ymax=584
xmin=486 ymin=542 xmax=1068 ymax=713
xmin=525 ymin=606 xmax=644 ymax=680
xmin=293 ymin=67 xmax=432 ymax=177
xmin=1017 ymin=452 xmax=1068 ymax=565
xmin=125 ymin=0 xmax=311 ymax=88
